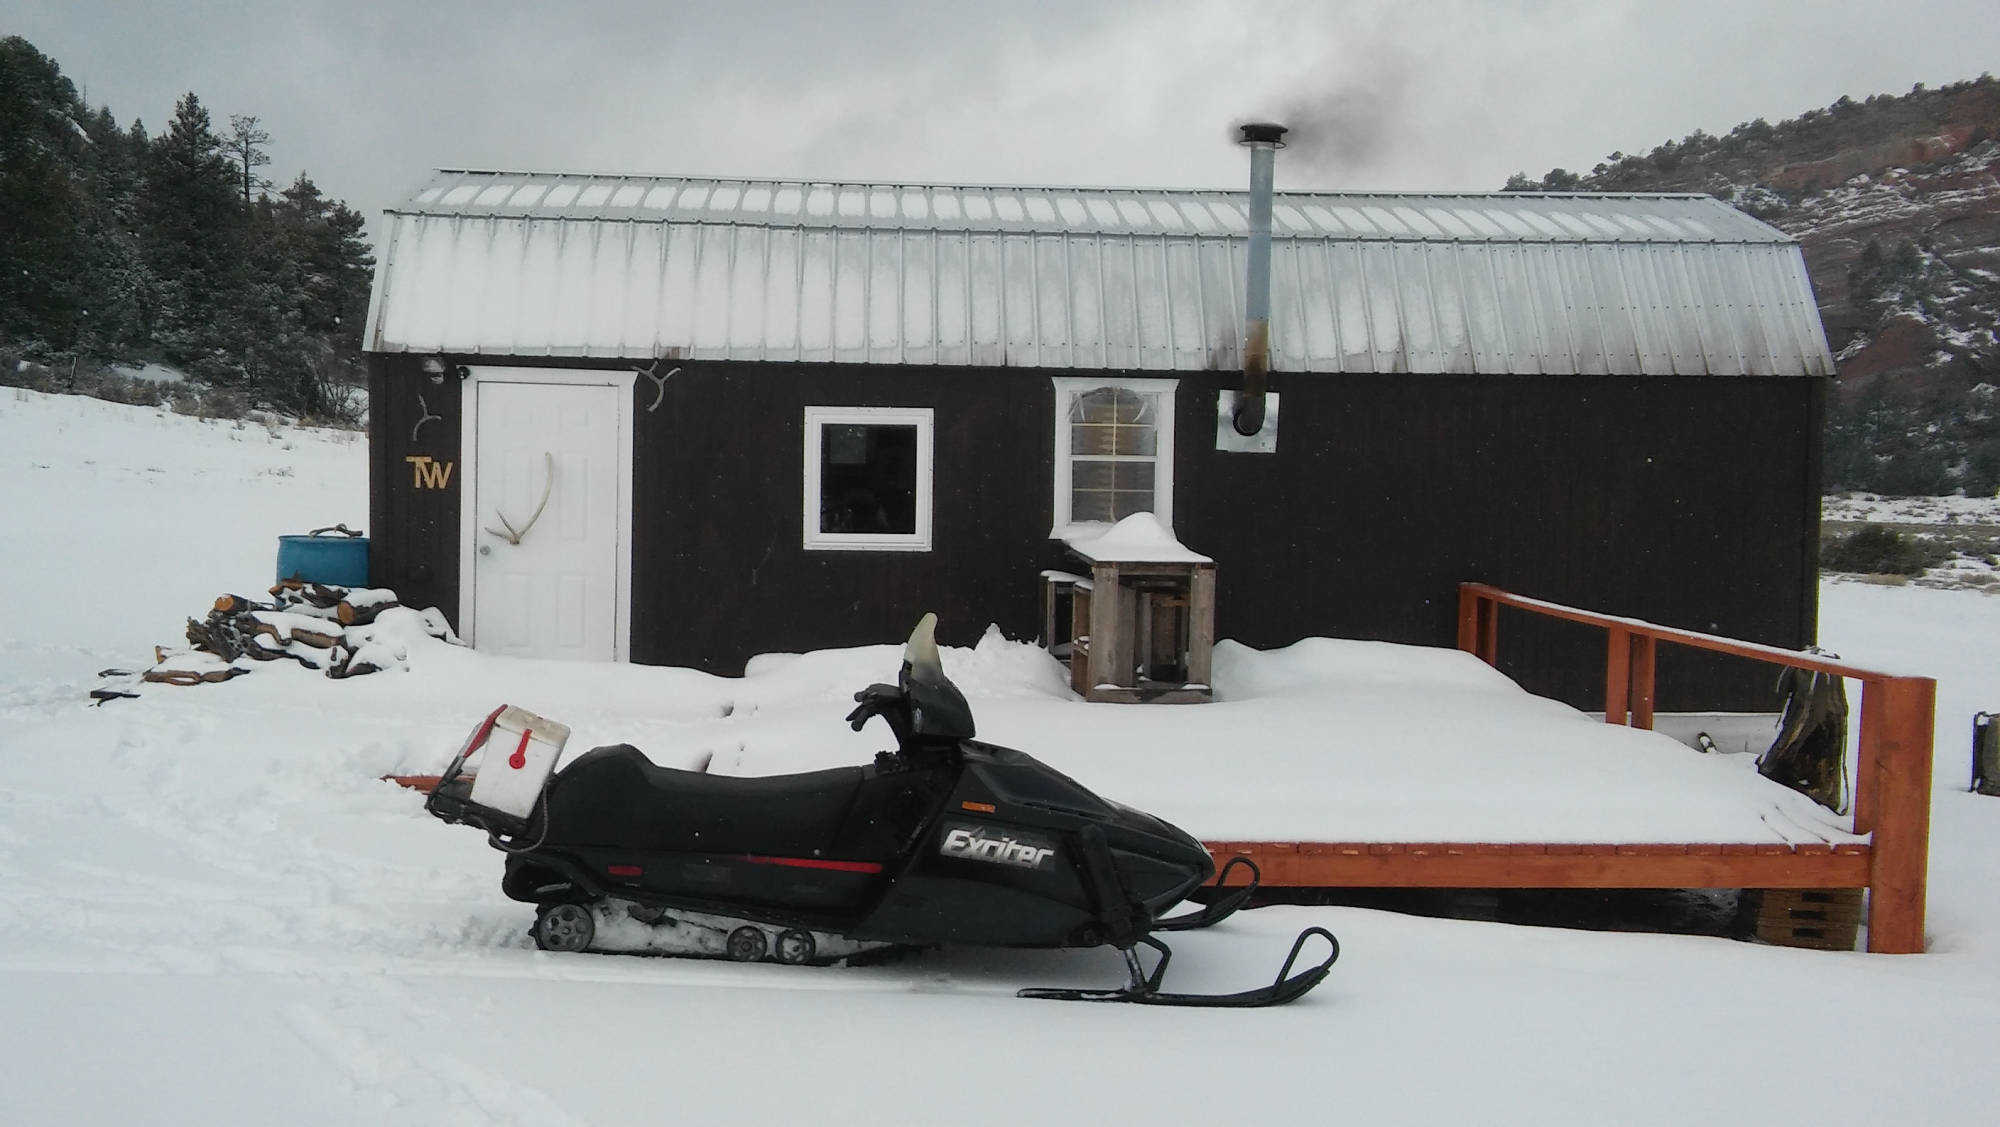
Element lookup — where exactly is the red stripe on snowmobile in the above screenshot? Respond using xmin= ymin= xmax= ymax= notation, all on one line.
xmin=739 ymin=855 xmax=884 ymax=874
xmin=606 ymin=864 xmax=642 ymax=877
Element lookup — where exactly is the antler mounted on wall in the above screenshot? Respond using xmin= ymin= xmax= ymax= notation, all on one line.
xmin=411 ymin=394 xmax=443 ymax=444
xmin=483 ymin=452 xmax=555 ymax=546
xmin=633 ymin=358 xmax=681 ymax=413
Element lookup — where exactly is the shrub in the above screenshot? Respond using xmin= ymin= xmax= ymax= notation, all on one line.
xmin=1821 ymin=524 xmax=1948 ymax=575
xmin=200 ymin=389 xmax=251 ymax=420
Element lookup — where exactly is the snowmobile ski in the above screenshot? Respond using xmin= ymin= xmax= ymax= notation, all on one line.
xmin=1017 ymin=927 xmax=1340 ymax=1008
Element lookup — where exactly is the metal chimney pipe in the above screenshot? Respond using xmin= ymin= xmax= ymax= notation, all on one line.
xmin=1233 ymin=122 xmax=1286 ymax=437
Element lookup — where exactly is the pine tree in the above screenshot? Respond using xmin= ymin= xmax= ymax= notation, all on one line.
xmin=140 ymin=91 xmax=245 ymax=379
xmin=224 ymin=114 xmax=271 ymax=204
xmin=0 ymin=36 xmax=92 ymax=348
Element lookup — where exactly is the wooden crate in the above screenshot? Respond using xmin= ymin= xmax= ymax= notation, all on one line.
xmin=1754 ymin=888 xmax=1864 ymax=951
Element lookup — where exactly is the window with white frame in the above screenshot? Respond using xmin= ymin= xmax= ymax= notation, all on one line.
xmin=802 ymin=406 xmax=934 ymax=551
xmin=1050 ymin=377 xmax=1177 ymax=539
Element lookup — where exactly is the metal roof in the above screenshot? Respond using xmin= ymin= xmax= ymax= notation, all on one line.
xmin=365 ymin=170 xmax=1834 ymax=377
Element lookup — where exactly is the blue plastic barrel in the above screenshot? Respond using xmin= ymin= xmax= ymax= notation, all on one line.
xmin=276 ymin=525 xmax=370 ymax=587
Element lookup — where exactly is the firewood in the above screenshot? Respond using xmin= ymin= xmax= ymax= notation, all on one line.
xmin=290 ymin=626 xmax=341 ymax=650
xmin=297 ymin=583 xmax=348 ymax=609
xmin=185 ymin=616 xmax=247 ymax=661
xmin=144 ymin=668 xmax=205 ymax=687
xmin=212 ymin=594 xmax=259 ymax=615
xmin=336 ymin=597 xmax=399 ymax=627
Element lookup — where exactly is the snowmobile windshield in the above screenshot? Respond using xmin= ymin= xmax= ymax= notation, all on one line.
xmin=900 ymin=613 xmax=975 ymax=741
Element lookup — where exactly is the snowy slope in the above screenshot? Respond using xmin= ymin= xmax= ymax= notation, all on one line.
xmin=2 ymin=387 xmax=1997 ymax=1125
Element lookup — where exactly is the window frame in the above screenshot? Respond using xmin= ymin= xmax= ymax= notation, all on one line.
xmin=801 ymin=405 xmax=935 ymax=552
xmin=1049 ymin=376 xmax=1178 ymax=540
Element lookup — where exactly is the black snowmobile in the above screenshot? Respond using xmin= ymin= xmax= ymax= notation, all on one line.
xmin=424 ymin=615 xmax=1337 ymax=1007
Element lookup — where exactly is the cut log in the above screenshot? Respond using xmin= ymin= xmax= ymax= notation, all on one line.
xmin=336 ymin=597 xmax=399 ymax=627
xmin=212 ymin=594 xmax=261 ymax=615
xmin=185 ymin=616 xmax=247 ymax=661
xmin=142 ymin=666 xmax=247 ymax=687
xmin=290 ymin=626 xmax=341 ymax=650
xmin=269 ymin=580 xmax=348 ymax=609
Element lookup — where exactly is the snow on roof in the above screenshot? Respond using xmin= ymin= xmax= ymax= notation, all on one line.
xmin=1063 ymin=513 xmax=1213 ymax=564
xmin=365 ymin=169 xmax=1835 ymax=378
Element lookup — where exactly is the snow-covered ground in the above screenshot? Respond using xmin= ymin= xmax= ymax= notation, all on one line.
xmin=1823 ymin=492 xmax=2000 ymax=526
xmin=3 ymin=387 xmax=1998 ymax=1125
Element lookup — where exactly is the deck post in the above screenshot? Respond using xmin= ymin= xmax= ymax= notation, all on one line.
xmin=1477 ymin=599 xmax=1499 ymax=665
xmin=1605 ymin=628 xmax=1631 ymax=724
xmin=1865 ymin=675 xmax=1936 ymax=954
xmin=1629 ymin=635 xmax=1657 ymax=730
xmin=1457 ymin=586 xmax=1481 ymax=654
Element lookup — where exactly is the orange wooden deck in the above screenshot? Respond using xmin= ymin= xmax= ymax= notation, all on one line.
xmin=1201 ymin=584 xmax=1935 ymax=955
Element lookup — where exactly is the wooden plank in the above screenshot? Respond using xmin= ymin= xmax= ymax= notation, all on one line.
xmin=1459 ymin=582 xmax=1908 ymax=681
xmin=1456 ymin=586 xmax=1481 ymax=653
xmin=1604 ymin=627 xmax=1630 ymax=725
xmin=1866 ymin=675 xmax=1936 ymax=954
xmin=1202 ymin=840 xmax=1871 ymax=889
xmin=1477 ymin=598 xmax=1499 ymax=665
xmin=1186 ymin=563 xmax=1216 ymax=689
xmin=1629 ymin=634 xmax=1657 ymax=730
xmin=1087 ymin=562 xmax=1121 ymax=693
xmin=1069 ymin=589 xmax=1092 ymax=697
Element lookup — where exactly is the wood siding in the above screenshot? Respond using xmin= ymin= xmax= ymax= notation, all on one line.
xmin=369 ymin=355 xmax=1821 ymax=712
xmin=367 ymin=357 xmax=461 ymax=618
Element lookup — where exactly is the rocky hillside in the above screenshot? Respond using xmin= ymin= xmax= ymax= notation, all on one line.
xmin=1508 ymin=76 xmax=2000 ymax=495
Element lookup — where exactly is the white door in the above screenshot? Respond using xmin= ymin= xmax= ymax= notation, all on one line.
xmin=469 ymin=378 xmax=627 ymax=661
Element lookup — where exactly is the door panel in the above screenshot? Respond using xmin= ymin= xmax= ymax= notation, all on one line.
xmin=472 ymin=381 xmax=623 ymax=661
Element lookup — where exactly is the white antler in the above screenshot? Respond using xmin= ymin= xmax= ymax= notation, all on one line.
xmin=483 ymin=453 xmax=555 ymax=546
xmin=633 ymin=359 xmax=680 ymax=413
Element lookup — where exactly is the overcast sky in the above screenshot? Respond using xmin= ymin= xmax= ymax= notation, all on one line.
xmin=17 ymin=0 xmax=2000 ymax=234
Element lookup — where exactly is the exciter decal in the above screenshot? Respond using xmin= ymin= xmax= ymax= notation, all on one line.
xmin=939 ymin=823 xmax=1057 ymax=870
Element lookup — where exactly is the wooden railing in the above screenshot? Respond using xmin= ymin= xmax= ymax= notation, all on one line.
xmin=1457 ymin=582 xmax=1937 ymax=953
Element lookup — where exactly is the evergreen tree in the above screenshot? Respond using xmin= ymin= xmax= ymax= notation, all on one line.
xmin=0 ymin=37 xmax=377 ymax=420
xmin=140 ymin=91 xmax=245 ymax=379
xmin=224 ymin=114 xmax=271 ymax=204
xmin=0 ymin=36 xmax=91 ymax=348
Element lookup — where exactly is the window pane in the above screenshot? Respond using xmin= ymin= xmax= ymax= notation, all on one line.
xmin=1071 ymin=422 xmax=1117 ymax=456
xmin=1111 ymin=461 xmax=1154 ymax=492
xmin=1070 ymin=488 xmax=1116 ymax=523
xmin=1110 ymin=422 xmax=1155 ymax=456
xmin=1108 ymin=489 xmax=1153 ymax=520
xmin=820 ymin=424 xmax=917 ymax=534
xmin=1072 ymin=461 xmax=1117 ymax=492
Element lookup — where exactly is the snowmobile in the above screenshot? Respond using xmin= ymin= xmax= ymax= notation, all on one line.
xmin=424 ymin=614 xmax=1338 ymax=1007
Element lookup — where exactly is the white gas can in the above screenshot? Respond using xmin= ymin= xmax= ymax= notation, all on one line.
xmin=468 ymin=705 xmax=571 ymax=820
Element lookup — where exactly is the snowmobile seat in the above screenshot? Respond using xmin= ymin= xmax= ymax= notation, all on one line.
xmin=543 ymin=745 xmax=873 ymax=858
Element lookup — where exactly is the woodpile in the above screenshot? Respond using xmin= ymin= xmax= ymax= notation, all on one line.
xmin=133 ymin=581 xmax=456 ymax=690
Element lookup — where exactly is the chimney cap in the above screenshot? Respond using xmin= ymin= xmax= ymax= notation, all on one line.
xmin=1236 ymin=122 xmax=1288 ymax=147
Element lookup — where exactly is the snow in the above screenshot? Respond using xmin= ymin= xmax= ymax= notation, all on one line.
xmin=111 ymin=361 xmax=188 ymax=385
xmin=1062 ymin=511 xmax=1213 ymax=563
xmin=5 ymin=386 xmax=2000 ymax=1124
xmin=1824 ymin=491 xmax=2000 ymax=524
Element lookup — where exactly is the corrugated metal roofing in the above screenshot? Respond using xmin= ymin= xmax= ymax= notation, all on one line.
xmin=364 ymin=170 xmax=1835 ymax=377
